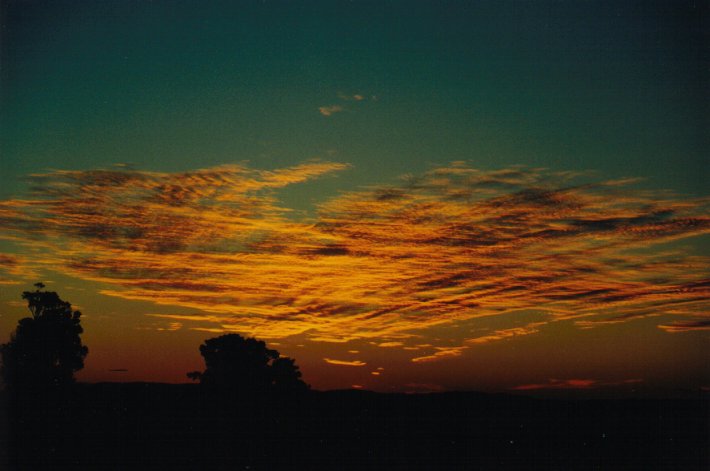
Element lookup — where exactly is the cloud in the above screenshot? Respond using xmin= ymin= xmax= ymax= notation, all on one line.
xmin=0 ymin=253 xmax=31 ymax=284
xmin=318 ymin=105 xmax=344 ymax=116
xmin=377 ymin=341 xmax=404 ymax=348
xmin=324 ymin=358 xmax=366 ymax=366
xmin=0 ymin=254 xmax=19 ymax=267
xmin=0 ymin=162 xmax=708 ymax=357
xmin=337 ymin=92 xmax=365 ymax=102
xmin=411 ymin=346 xmax=467 ymax=363
xmin=320 ymin=92 xmax=371 ymax=117
xmin=467 ymin=322 xmax=545 ymax=344
xmin=157 ymin=322 xmax=183 ymax=332
xmin=512 ymin=378 xmax=643 ymax=391
xmin=657 ymin=318 xmax=710 ymax=333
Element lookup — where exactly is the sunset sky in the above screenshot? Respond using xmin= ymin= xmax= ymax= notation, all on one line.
xmin=1 ymin=0 xmax=708 ymax=394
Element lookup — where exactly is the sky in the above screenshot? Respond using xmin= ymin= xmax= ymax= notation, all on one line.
xmin=0 ymin=0 xmax=708 ymax=395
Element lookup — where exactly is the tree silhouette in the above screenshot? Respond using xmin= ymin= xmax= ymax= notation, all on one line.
xmin=0 ymin=283 xmax=88 ymax=389
xmin=188 ymin=334 xmax=308 ymax=394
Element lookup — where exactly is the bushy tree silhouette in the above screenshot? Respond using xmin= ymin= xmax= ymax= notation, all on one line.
xmin=188 ymin=334 xmax=308 ymax=394
xmin=0 ymin=283 xmax=88 ymax=389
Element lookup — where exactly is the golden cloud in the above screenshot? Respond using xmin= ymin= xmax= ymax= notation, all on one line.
xmin=1 ymin=162 xmax=708 ymax=358
xmin=323 ymin=358 xmax=367 ymax=367
xmin=410 ymin=346 xmax=467 ymax=363
xmin=466 ymin=322 xmax=546 ymax=344
xmin=657 ymin=319 xmax=710 ymax=333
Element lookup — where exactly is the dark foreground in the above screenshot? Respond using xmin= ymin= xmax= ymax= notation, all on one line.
xmin=0 ymin=383 xmax=707 ymax=470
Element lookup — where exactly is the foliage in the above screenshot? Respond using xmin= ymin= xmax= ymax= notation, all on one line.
xmin=188 ymin=333 xmax=308 ymax=393
xmin=0 ymin=283 xmax=88 ymax=389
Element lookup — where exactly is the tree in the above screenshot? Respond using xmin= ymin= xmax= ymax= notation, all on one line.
xmin=0 ymin=283 xmax=88 ymax=389
xmin=188 ymin=334 xmax=308 ymax=394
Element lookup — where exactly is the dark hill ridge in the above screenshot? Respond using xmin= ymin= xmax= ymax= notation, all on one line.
xmin=1 ymin=382 xmax=707 ymax=470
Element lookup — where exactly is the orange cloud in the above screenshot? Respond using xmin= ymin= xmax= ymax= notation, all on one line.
xmin=157 ymin=322 xmax=182 ymax=332
xmin=318 ymin=105 xmax=343 ymax=116
xmin=657 ymin=319 xmax=710 ymax=333
xmin=377 ymin=341 xmax=405 ymax=348
xmin=467 ymin=322 xmax=546 ymax=344
xmin=411 ymin=346 xmax=467 ymax=363
xmin=0 ymin=162 xmax=708 ymax=358
xmin=324 ymin=358 xmax=366 ymax=366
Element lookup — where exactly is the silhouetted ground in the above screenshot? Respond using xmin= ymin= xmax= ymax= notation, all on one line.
xmin=0 ymin=383 xmax=707 ymax=470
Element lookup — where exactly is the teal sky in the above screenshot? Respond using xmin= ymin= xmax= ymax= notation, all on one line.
xmin=2 ymin=0 xmax=707 ymax=201
xmin=1 ymin=1 xmax=707 ymax=393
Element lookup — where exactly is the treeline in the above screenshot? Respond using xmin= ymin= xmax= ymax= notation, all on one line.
xmin=1 ymin=284 xmax=307 ymax=394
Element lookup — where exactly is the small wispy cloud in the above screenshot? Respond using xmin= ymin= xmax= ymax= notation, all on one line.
xmin=324 ymin=358 xmax=367 ymax=366
xmin=411 ymin=346 xmax=467 ymax=363
xmin=377 ymin=341 xmax=404 ymax=348
xmin=318 ymin=105 xmax=344 ymax=116
xmin=467 ymin=323 xmax=545 ymax=344
xmin=157 ymin=322 xmax=183 ymax=332
xmin=319 ymin=92 xmax=373 ymax=117
xmin=657 ymin=318 xmax=710 ymax=332
xmin=337 ymin=92 xmax=365 ymax=102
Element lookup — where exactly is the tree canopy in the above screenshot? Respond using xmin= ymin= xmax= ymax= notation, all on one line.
xmin=1 ymin=283 xmax=88 ymax=389
xmin=188 ymin=333 xmax=308 ymax=394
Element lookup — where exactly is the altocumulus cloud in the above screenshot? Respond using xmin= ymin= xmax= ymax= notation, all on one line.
xmin=0 ymin=162 xmax=709 ymax=359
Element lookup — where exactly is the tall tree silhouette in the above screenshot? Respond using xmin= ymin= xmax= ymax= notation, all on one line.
xmin=188 ymin=334 xmax=308 ymax=393
xmin=0 ymin=283 xmax=88 ymax=389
